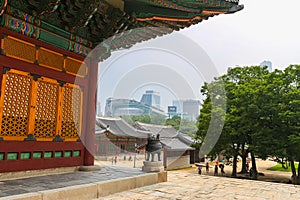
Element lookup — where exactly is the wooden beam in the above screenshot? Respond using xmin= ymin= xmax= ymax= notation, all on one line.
xmin=105 ymin=0 xmax=124 ymax=11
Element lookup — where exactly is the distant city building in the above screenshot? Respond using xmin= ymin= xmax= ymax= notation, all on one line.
xmin=171 ymin=100 xmax=201 ymax=121
xmin=96 ymin=102 xmax=102 ymax=116
xmin=183 ymin=100 xmax=201 ymax=121
xmin=140 ymin=90 xmax=161 ymax=109
xmin=173 ymin=100 xmax=183 ymax=114
xmin=105 ymin=97 xmax=166 ymax=117
xmin=260 ymin=60 xmax=272 ymax=72
xmin=168 ymin=106 xmax=177 ymax=114
xmin=168 ymin=106 xmax=179 ymax=118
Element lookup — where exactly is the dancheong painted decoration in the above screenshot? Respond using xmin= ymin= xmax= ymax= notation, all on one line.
xmin=0 ymin=0 xmax=243 ymax=173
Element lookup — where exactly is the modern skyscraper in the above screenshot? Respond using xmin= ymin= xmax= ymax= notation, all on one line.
xmin=172 ymin=99 xmax=201 ymax=121
xmin=140 ymin=90 xmax=161 ymax=109
xmin=182 ymin=100 xmax=201 ymax=121
xmin=104 ymin=98 xmax=166 ymax=117
xmin=172 ymin=100 xmax=184 ymax=114
xmin=96 ymin=102 xmax=102 ymax=116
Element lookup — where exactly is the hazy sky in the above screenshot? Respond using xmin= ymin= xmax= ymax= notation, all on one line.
xmin=97 ymin=0 xmax=300 ymax=113
xmin=182 ymin=0 xmax=300 ymax=73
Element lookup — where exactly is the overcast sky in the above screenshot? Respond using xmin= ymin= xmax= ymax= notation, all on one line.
xmin=181 ymin=0 xmax=300 ymax=73
xmin=97 ymin=0 xmax=300 ymax=113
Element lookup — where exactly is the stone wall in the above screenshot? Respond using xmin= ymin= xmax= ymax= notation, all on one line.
xmin=166 ymin=155 xmax=191 ymax=170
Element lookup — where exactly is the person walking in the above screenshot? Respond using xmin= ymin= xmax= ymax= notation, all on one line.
xmin=222 ymin=159 xmax=225 ymax=165
xmin=246 ymin=162 xmax=249 ymax=173
xmin=198 ymin=165 xmax=202 ymax=175
xmin=205 ymin=162 xmax=209 ymax=173
xmin=214 ymin=164 xmax=218 ymax=176
xmin=220 ymin=164 xmax=225 ymax=176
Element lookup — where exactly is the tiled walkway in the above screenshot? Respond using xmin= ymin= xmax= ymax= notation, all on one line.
xmin=0 ymin=166 xmax=144 ymax=198
xmin=1 ymin=159 xmax=299 ymax=199
xmin=101 ymin=171 xmax=300 ymax=200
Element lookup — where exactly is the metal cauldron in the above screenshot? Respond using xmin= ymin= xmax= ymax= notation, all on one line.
xmin=146 ymin=138 xmax=162 ymax=152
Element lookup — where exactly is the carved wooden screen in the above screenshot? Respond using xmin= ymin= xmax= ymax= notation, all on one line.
xmin=0 ymin=69 xmax=83 ymax=141
xmin=61 ymin=84 xmax=82 ymax=141
xmin=0 ymin=70 xmax=32 ymax=140
xmin=33 ymin=78 xmax=60 ymax=140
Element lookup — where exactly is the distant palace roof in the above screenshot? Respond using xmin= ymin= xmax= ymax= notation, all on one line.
xmin=96 ymin=117 xmax=150 ymax=138
xmin=134 ymin=122 xmax=194 ymax=150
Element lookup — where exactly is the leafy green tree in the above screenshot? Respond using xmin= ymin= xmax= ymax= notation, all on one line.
xmin=197 ymin=65 xmax=300 ymax=182
xmin=121 ymin=115 xmax=165 ymax=125
xmin=252 ymin=65 xmax=300 ymax=183
xmin=165 ymin=116 xmax=197 ymax=136
xmin=165 ymin=116 xmax=181 ymax=130
xmin=281 ymin=65 xmax=300 ymax=183
xmin=197 ymin=66 xmax=270 ymax=178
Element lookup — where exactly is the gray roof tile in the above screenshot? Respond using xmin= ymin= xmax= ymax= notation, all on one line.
xmin=96 ymin=117 xmax=150 ymax=138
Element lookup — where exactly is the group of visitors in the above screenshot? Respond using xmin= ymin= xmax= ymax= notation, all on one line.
xmin=112 ymin=154 xmax=137 ymax=165
xmin=197 ymin=160 xmax=226 ymax=176
xmin=123 ymin=155 xmax=133 ymax=161
xmin=111 ymin=156 xmax=117 ymax=164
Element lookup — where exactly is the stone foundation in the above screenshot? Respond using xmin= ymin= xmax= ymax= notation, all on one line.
xmin=142 ymin=161 xmax=164 ymax=173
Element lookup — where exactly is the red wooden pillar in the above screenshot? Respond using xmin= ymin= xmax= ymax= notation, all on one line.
xmin=0 ymin=34 xmax=2 ymax=96
xmin=0 ymin=65 xmax=3 ymax=96
xmin=83 ymin=59 xmax=98 ymax=166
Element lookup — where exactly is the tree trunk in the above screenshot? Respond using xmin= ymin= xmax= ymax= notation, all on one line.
xmin=281 ymin=158 xmax=288 ymax=169
xmin=298 ymin=161 xmax=300 ymax=177
xmin=231 ymin=154 xmax=238 ymax=177
xmin=240 ymin=146 xmax=248 ymax=174
xmin=250 ymin=152 xmax=258 ymax=180
xmin=290 ymin=159 xmax=297 ymax=184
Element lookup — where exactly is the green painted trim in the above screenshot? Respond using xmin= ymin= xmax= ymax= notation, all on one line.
xmin=73 ymin=150 xmax=81 ymax=157
xmin=64 ymin=151 xmax=72 ymax=157
xmin=2 ymin=7 xmax=91 ymax=57
xmin=0 ymin=152 xmax=4 ymax=160
xmin=39 ymin=30 xmax=70 ymax=50
xmin=44 ymin=151 xmax=53 ymax=158
xmin=7 ymin=152 xmax=18 ymax=160
xmin=33 ymin=152 xmax=42 ymax=159
xmin=54 ymin=151 xmax=63 ymax=158
xmin=20 ymin=152 xmax=30 ymax=160
xmin=40 ymin=21 xmax=70 ymax=39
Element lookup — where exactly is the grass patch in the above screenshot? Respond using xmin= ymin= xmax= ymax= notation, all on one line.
xmin=267 ymin=163 xmax=299 ymax=172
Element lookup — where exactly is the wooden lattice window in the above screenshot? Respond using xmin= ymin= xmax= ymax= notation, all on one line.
xmin=0 ymin=70 xmax=32 ymax=140
xmin=61 ymin=84 xmax=82 ymax=141
xmin=1 ymin=35 xmax=88 ymax=78
xmin=0 ymin=69 xmax=83 ymax=141
xmin=37 ymin=48 xmax=64 ymax=71
xmin=65 ymin=57 xmax=88 ymax=77
xmin=1 ymin=36 xmax=36 ymax=63
xmin=33 ymin=78 xmax=60 ymax=140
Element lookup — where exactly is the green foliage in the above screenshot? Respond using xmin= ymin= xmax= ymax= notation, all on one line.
xmin=196 ymin=65 xmax=300 ymax=178
xmin=121 ymin=115 xmax=166 ymax=125
xmin=268 ymin=163 xmax=299 ymax=172
xmin=165 ymin=116 xmax=197 ymax=135
xmin=165 ymin=116 xmax=181 ymax=130
xmin=122 ymin=114 xmax=197 ymax=135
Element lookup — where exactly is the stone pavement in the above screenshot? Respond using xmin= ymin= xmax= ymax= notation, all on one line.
xmin=101 ymin=171 xmax=300 ymax=200
xmin=0 ymin=166 xmax=144 ymax=198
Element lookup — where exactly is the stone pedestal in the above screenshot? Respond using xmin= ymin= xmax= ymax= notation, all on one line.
xmin=142 ymin=161 xmax=164 ymax=173
xmin=78 ymin=165 xmax=101 ymax=172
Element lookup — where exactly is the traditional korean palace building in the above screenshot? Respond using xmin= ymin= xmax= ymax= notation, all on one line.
xmin=0 ymin=0 xmax=243 ymax=173
xmin=134 ymin=122 xmax=194 ymax=170
xmin=95 ymin=117 xmax=149 ymax=157
xmin=96 ymin=117 xmax=195 ymax=170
